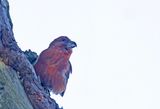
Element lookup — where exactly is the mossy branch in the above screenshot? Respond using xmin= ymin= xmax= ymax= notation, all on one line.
xmin=0 ymin=0 xmax=61 ymax=109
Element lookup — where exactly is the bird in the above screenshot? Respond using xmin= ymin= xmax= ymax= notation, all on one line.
xmin=34 ymin=36 xmax=77 ymax=96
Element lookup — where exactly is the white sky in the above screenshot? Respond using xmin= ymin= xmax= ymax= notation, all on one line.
xmin=9 ymin=0 xmax=160 ymax=109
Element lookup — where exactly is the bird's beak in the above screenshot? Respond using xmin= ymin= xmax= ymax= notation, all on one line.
xmin=67 ymin=41 xmax=77 ymax=48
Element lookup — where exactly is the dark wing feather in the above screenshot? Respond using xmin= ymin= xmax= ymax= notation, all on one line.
xmin=60 ymin=61 xmax=72 ymax=96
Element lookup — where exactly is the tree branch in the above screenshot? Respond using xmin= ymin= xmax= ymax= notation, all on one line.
xmin=0 ymin=0 xmax=61 ymax=109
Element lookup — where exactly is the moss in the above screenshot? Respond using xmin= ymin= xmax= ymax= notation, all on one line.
xmin=0 ymin=61 xmax=33 ymax=109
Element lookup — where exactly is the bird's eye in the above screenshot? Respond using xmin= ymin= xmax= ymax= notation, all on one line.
xmin=61 ymin=38 xmax=67 ymax=42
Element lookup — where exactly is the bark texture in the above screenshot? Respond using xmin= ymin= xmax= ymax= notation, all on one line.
xmin=0 ymin=0 xmax=61 ymax=109
xmin=0 ymin=60 xmax=33 ymax=109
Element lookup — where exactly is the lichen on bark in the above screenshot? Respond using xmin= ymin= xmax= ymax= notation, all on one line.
xmin=0 ymin=60 xmax=33 ymax=109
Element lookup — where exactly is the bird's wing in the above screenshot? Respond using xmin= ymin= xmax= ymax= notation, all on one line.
xmin=60 ymin=61 xmax=72 ymax=96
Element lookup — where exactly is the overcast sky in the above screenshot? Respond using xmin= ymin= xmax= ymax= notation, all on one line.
xmin=9 ymin=0 xmax=160 ymax=109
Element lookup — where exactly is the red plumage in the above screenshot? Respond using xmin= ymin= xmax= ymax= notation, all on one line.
xmin=34 ymin=36 xmax=77 ymax=96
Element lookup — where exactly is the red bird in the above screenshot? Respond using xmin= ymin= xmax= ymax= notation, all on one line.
xmin=34 ymin=36 xmax=77 ymax=96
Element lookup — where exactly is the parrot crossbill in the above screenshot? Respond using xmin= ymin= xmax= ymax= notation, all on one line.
xmin=34 ymin=36 xmax=77 ymax=96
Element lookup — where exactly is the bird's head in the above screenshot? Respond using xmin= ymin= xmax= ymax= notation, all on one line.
xmin=49 ymin=36 xmax=77 ymax=51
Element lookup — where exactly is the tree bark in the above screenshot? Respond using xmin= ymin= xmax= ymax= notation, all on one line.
xmin=0 ymin=0 xmax=61 ymax=109
xmin=0 ymin=61 xmax=33 ymax=109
